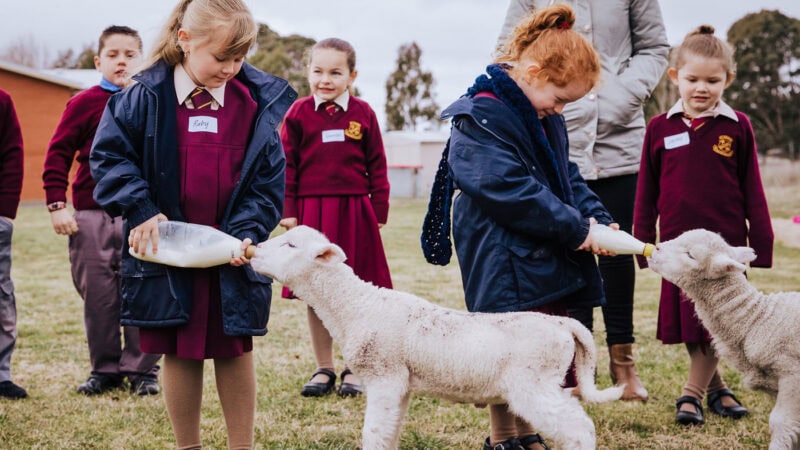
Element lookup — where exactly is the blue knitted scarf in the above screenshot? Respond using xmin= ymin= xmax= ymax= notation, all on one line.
xmin=420 ymin=64 xmax=568 ymax=266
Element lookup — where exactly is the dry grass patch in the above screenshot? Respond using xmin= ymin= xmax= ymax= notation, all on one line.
xmin=2 ymin=163 xmax=797 ymax=449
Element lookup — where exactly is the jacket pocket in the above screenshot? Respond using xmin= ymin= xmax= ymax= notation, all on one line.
xmin=119 ymin=258 xmax=189 ymax=327
xmin=220 ymin=265 xmax=271 ymax=336
xmin=507 ymin=239 xmax=577 ymax=304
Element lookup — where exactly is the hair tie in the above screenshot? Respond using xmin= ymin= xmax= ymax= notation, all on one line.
xmin=558 ymin=20 xmax=571 ymax=30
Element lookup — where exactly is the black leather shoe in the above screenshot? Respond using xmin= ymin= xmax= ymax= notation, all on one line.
xmin=483 ymin=436 xmax=522 ymax=450
xmin=675 ymin=395 xmax=704 ymax=425
xmin=519 ymin=434 xmax=550 ymax=450
xmin=300 ymin=368 xmax=336 ymax=397
xmin=0 ymin=380 xmax=28 ymax=399
xmin=707 ymin=389 xmax=749 ymax=419
xmin=129 ymin=375 xmax=160 ymax=396
xmin=337 ymin=368 xmax=363 ymax=397
xmin=77 ymin=374 xmax=124 ymax=396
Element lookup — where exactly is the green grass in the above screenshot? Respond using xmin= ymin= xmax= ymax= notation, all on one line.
xmin=2 ymin=164 xmax=798 ymax=449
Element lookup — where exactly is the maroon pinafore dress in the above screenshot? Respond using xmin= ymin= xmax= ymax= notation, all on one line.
xmin=140 ymin=79 xmax=257 ymax=359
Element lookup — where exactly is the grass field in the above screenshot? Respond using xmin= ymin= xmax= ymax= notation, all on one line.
xmin=1 ymin=159 xmax=798 ymax=449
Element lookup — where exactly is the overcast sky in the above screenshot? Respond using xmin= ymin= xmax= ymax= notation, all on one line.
xmin=3 ymin=1 xmax=799 ymax=128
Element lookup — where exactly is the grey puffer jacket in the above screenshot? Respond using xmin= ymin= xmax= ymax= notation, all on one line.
xmin=498 ymin=0 xmax=669 ymax=179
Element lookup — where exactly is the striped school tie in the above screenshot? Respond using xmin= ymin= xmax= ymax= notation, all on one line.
xmin=191 ymin=87 xmax=214 ymax=110
xmin=321 ymin=101 xmax=339 ymax=116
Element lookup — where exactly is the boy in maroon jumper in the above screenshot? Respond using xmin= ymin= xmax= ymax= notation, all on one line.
xmin=0 ymin=88 xmax=27 ymax=400
xmin=42 ymin=25 xmax=161 ymax=396
xmin=280 ymin=37 xmax=391 ymax=398
xmin=634 ymin=25 xmax=772 ymax=426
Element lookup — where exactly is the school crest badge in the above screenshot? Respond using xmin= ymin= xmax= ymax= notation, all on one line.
xmin=713 ymin=135 xmax=734 ymax=157
xmin=345 ymin=121 xmax=363 ymax=140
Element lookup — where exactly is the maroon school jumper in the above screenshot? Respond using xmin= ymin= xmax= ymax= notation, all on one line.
xmin=140 ymin=79 xmax=257 ymax=359
xmin=634 ymin=110 xmax=773 ymax=344
xmin=281 ymin=95 xmax=392 ymax=296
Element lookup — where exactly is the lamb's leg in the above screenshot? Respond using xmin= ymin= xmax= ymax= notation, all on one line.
xmin=769 ymin=377 xmax=800 ymax=450
xmin=361 ymin=378 xmax=410 ymax=450
xmin=507 ymin=386 xmax=595 ymax=450
xmin=388 ymin=391 xmax=411 ymax=449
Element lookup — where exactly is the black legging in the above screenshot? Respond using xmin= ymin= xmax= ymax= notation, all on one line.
xmin=568 ymin=173 xmax=637 ymax=345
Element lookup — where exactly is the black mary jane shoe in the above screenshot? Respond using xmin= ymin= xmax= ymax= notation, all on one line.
xmin=300 ymin=368 xmax=336 ymax=397
xmin=519 ymin=434 xmax=551 ymax=450
xmin=707 ymin=388 xmax=749 ymax=419
xmin=482 ymin=437 xmax=522 ymax=450
xmin=675 ymin=395 xmax=705 ymax=425
xmin=337 ymin=368 xmax=363 ymax=397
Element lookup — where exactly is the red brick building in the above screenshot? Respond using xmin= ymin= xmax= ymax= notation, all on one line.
xmin=0 ymin=60 xmax=86 ymax=202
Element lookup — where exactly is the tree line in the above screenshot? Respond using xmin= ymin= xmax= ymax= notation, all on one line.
xmin=2 ymin=10 xmax=798 ymax=155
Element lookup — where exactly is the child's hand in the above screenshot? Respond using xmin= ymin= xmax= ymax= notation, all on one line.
xmin=279 ymin=218 xmax=298 ymax=229
xmin=50 ymin=208 xmax=79 ymax=236
xmin=230 ymin=238 xmax=253 ymax=266
xmin=129 ymin=213 xmax=168 ymax=256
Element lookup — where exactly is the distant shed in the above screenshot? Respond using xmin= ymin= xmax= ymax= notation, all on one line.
xmin=0 ymin=61 xmax=97 ymax=203
xmin=383 ymin=130 xmax=448 ymax=198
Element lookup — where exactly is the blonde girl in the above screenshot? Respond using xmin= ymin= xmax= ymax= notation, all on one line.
xmin=90 ymin=0 xmax=296 ymax=447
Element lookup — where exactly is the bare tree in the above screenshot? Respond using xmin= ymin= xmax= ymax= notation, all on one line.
xmin=0 ymin=35 xmax=50 ymax=69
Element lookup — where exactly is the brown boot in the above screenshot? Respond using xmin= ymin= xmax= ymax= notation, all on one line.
xmin=609 ymin=343 xmax=648 ymax=401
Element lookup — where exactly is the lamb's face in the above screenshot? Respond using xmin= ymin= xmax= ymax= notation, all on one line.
xmin=648 ymin=229 xmax=756 ymax=288
xmin=251 ymin=226 xmax=346 ymax=285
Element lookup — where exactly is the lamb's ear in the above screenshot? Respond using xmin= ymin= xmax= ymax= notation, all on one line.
xmin=732 ymin=246 xmax=757 ymax=264
xmin=709 ymin=253 xmax=747 ymax=277
xmin=313 ymin=243 xmax=346 ymax=265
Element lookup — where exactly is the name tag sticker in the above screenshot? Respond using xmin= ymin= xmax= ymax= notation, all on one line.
xmin=322 ymin=129 xmax=345 ymax=143
xmin=664 ymin=131 xmax=690 ymax=150
xmin=188 ymin=116 xmax=218 ymax=133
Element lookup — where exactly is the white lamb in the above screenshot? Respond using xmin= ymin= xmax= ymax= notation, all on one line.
xmin=251 ymin=225 xmax=623 ymax=450
xmin=647 ymin=229 xmax=800 ymax=450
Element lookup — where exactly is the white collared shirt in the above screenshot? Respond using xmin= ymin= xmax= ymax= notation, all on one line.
xmin=313 ymin=91 xmax=350 ymax=112
xmin=666 ymin=99 xmax=739 ymax=126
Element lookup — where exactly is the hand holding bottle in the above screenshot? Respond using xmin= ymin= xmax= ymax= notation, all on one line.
xmin=576 ymin=218 xmax=620 ymax=256
xmin=589 ymin=222 xmax=654 ymax=256
xmin=129 ymin=213 xmax=168 ymax=256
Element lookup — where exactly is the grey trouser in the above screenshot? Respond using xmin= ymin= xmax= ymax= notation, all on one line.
xmin=0 ymin=216 xmax=18 ymax=383
xmin=69 ymin=210 xmax=161 ymax=378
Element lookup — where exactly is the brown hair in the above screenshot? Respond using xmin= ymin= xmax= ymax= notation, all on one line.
xmin=674 ymin=25 xmax=736 ymax=81
xmin=307 ymin=37 xmax=357 ymax=72
xmin=98 ymin=25 xmax=142 ymax=54
xmin=496 ymin=4 xmax=600 ymax=88
xmin=147 ymin=0 xmax=257 ymax=67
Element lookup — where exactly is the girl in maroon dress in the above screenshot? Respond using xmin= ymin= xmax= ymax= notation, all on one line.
xmin=90 ymin=0 xmax=295 ymax=447
xmin=279 ymin=38 xmax=392 ymax=398
xmin=634 ymin=25 xmax=773 ymax=426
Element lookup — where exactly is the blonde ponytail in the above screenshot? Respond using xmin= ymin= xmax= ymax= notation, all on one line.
xmin=146 ymin=0 xmax=257 ymax=69
xmin=147 ymin=0 xmax=192 ymax=67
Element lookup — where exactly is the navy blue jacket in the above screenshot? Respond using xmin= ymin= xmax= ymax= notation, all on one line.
xmin=90 ymin=61 xmax=296 ymax=335
xmin=445 ymin=94 xmax=612 ymax=313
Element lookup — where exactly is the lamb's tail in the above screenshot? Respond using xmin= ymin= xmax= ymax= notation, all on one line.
xmin=567 ymin=318 xmax=624 ymax=403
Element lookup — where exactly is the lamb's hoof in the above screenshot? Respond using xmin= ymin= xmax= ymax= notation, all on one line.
xmin=675 ymin=395 xmax=705 ymax=425
xmin=300 ymin=368 xmax=336 ymax=397
xmin=337 ymin=369 xmax=363 ymax=397
xmin=707 ymin=389 xmax=749 ymax=419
